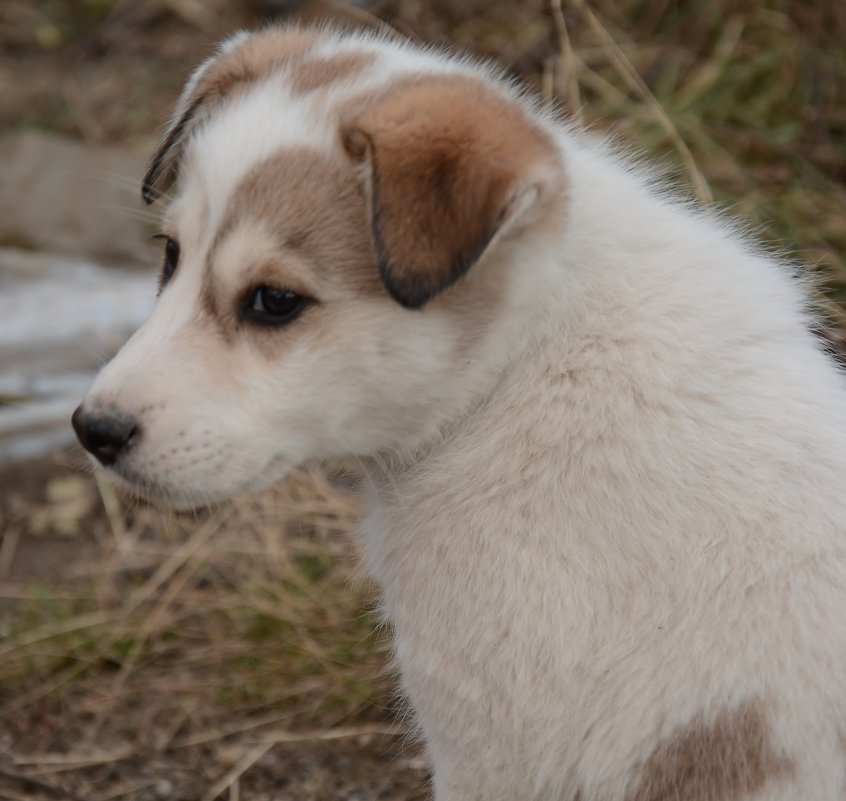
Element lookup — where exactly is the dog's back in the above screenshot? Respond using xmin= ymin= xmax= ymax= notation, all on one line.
xmin=363 ymin=132 xmax=846 ymax=800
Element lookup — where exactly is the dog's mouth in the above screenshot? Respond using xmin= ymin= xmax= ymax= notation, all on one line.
xmin=73 ymin=402 xmax=297 ymax=510
xmin=99 ymin=462 xmax=202 ymax=511
xmin=94 ymin=451 xmax=296 ymax=512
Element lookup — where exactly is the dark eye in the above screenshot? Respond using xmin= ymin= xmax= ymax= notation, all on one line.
xmin=161 ymin=238 xmax=180 ymax=284
xmin=243 ymin=286 xmax=308 ymax=325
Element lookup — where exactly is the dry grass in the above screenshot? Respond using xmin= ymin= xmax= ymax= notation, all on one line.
xmin=0 ymin=460 xmax=420 ymax=799
xmin=1 ymin=0 xmax=845 ymax=798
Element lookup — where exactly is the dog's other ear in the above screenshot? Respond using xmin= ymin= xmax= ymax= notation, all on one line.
xmin=341 ymin=76 xmax=560 ymax=308
xmin=142 ymin=27 xmax=320 ymax=204
xmin=141 ymin=89 xmax=205 ymax=205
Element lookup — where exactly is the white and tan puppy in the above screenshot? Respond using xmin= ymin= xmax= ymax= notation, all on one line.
xmin=72 ymin=24 xmax=846 ymax=801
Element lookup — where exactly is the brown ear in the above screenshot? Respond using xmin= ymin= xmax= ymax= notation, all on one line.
xmin=342 ymin=76 xmax=558 ymax=308
xmin=142 ymin=27 xmax=321 ymax=204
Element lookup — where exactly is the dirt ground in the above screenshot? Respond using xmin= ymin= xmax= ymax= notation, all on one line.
xmin=1 ymin=0 xmax=845 ymax=799
xmin=0 ymin=454 xmax=428 ymax=800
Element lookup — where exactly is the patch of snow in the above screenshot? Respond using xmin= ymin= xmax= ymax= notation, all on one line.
xmin=0 ymin=248 xmax=154 ymax=463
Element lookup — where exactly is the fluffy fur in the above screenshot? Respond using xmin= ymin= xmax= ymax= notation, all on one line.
xmin=74 ymin=24 xmax=846 ymax=801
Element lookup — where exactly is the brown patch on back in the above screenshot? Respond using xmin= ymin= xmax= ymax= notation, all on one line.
xmin=626 ymin=701 xmax=791 ymax=801
xmin=290 ymin=51 xmax=374 ymax=95
xmin=341 ymin=74 xmax=561 ymax=308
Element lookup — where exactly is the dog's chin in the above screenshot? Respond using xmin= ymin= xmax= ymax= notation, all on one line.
xmin=98 ymin=461 xmax=290 ymax=513
xmin=99 ymin=467 xmax=214 ymax=512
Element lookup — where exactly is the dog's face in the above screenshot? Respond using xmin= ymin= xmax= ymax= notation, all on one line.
xmin=72 ymin=27 xmax=562 ymax=507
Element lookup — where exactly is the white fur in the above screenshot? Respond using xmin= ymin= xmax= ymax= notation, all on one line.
xmin=78 ymin=27 xmax=846 ymax=800
xmin=362 ymin=144 xmax=846 ymax=799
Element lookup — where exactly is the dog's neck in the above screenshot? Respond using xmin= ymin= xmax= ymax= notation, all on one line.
xmin=355 ymin=128 xmax=841 ymax=579
xmin=360 ymin=270 xmax=570 ymax=488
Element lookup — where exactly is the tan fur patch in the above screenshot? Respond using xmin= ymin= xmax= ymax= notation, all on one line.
xmin=341 ymin=74 xmax=561 ymax=308
xmin=203 ymin=148 xmax=382 ymax=342
xmin=625 ymin=701 xmax=790 ymax=801
xmin=290 ymin=51 xmax=374 ymax=95
xmin=194 ymin=27 xmax=322 ymax=102
xmin=223 ymin=148 xmax=377 ymax=293
xmin=204 ymin=145 xmax=519 ymax=365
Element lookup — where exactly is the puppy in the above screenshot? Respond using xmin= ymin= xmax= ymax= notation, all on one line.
xmin=72 ymin=25 xmax=846 ymax=801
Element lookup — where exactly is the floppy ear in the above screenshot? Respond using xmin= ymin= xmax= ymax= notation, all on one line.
xmin=341 ymin=77 xmax=559 ymax=308
xmin=142 ymin=27 xmax=320 ymax=204
xmin=142 ymin=91 xmax=206 ymax=205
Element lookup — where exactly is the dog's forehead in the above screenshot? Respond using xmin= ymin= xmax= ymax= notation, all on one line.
xmin=162 ymin=29 xmax=531 ymax=308
xmin=177 ymin=89 xmax=377 ymax=297
xmin=176 ymin=31 xmax=478 ymax=222
xmin=213 ymin=147 xmax=380 ymax=298
xmin=222 ymin=148 xmax=362 ymax=242
xmin=186 ymin=79 xmax=335 ymax=227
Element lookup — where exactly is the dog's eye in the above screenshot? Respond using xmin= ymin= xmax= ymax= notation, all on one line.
xmin=162 ymin=238 xmax=180 ymax=284
xmin=243 ymin=286 xmax=308 ymax=325
xmin=152 ymin=234 xmax=180 ymax=288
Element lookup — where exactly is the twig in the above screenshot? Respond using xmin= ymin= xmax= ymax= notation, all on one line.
xmin=323 ymin=0 xmax=407 ymax=40
xmin=248 ymin=722 xmax=405 ymax=745
xmin=123 ymin=505 xmax=234 ymax=616
xmin=200 ymin=743 xmax=274 ymax=801
xmin=171 ymin=703 xmax=323 ymax=749
xmin=158 ymin=0 xmax=213 ymax=29
xmin=152 ymin=697 xmax=200 ymax=752
xmin=198 ymin=724 xmax=406 ymax=801
xmin=0 ymin=610 xmax=112 ymax=660
xmin=94 ymin=474 xmax=129 ymax=555
xmin=550 ymin=0 xmax=584 ymax=124
xmin=567 ymin=0 xmax=713 ymax=205
xmin=542 ymin=58 xmax=555 ymax=104
xmin=2 ymin=658 xmax=94 ymax=716
xmin=0 ymin=525 xmax=20 ymax=580
xmin=8 ymin=748 xmax=134 ymax=769
xmin=0 ymin=764 xmax=88 ymax=801
xmin=91 ymin=540 xmax=211 ymax=733
xmin=94 ymin=778 xmax=161 ymax=801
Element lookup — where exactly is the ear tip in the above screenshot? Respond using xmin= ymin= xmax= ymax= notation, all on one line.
xmin=342 ymin=128 xmax=370 ymax=161
xmin=376 ymin=254 xmax=429 ymax=309
xmin=141 ymin=183 xmax=158 ymax=205
xmin=374 ymin=219 xmax=493 ymax=310
xmin=386 ymin=286 xmax=429 ymax=310
xmin=141 ymin=162 xmax=166 ymax=204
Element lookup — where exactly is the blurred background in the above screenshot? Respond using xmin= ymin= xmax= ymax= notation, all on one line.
xmin=0 ymin=1 xmax=844 ymax=798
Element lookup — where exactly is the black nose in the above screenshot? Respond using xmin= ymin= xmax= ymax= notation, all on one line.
xmin=71 ymin=405 xmax=140 ymax=466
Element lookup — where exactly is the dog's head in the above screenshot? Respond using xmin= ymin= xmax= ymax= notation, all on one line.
xmin=72 ymin=26 xmax=564 ymax=507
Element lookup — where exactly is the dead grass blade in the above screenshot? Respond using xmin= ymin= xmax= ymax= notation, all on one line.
xmin=248 ymin=722 xmax=406 ymax=745
xmin=566 ymin=0 xmax=714 ymax=205
xmin=0 ymin=764 xmax=89 ymax=801
xmin=200 ymin=743 xmax=274 ymax=801
xmin=550 ymin=0 xmax=583 ymax=123
xmin=8 ymin=749 xmax=135 ymax=770
xmin=0 ymin=610 xmax=113 ymax=661
xmin=93 ymin=474 xmax=129 ymax=555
